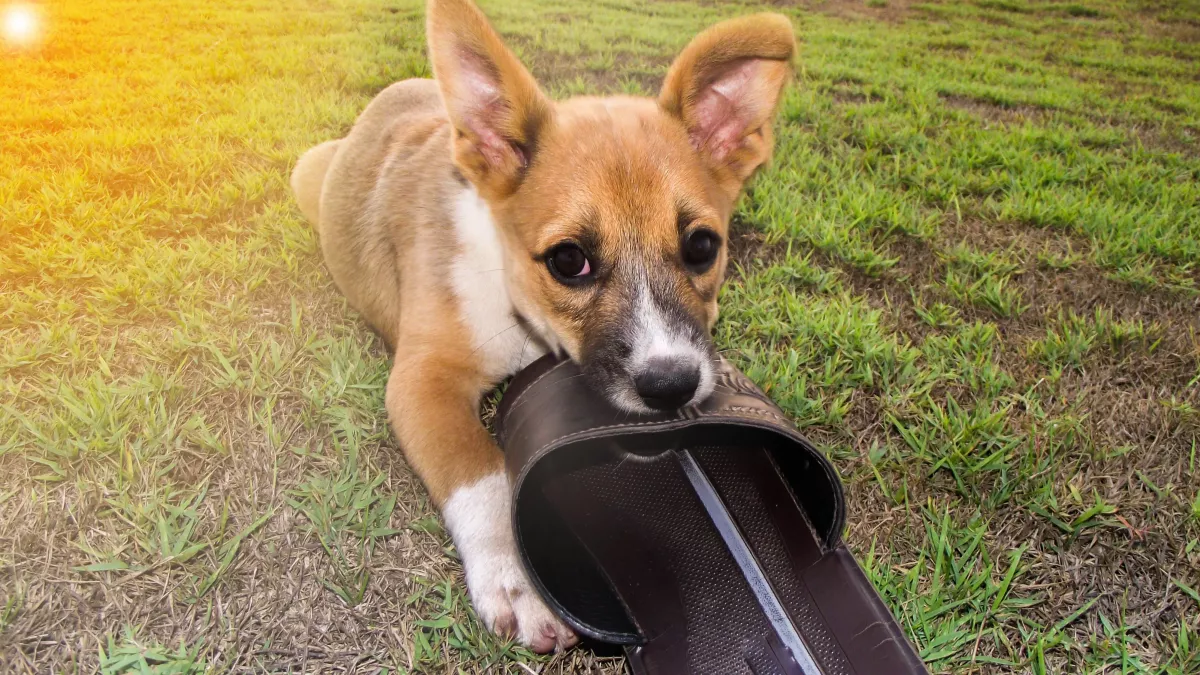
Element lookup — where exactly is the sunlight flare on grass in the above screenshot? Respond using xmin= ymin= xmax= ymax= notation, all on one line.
xmin=2 ymin=3 xmax=40 ymax=49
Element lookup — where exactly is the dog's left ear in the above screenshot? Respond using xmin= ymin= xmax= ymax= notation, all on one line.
xmin=659 ymin=13 xmax=795 ymax=188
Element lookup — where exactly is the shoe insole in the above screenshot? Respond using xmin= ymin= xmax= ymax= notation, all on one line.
xmin=540 ymin=445 xmax=856 ymax=675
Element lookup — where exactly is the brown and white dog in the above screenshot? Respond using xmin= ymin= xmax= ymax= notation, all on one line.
xmin=291 ymin=0 xmax=795 ymax=653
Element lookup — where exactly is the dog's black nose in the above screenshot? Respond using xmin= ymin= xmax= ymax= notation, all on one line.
xmin=635 ymin=357 xmax=700 ymax=411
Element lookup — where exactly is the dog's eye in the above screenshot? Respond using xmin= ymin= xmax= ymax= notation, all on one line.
xmin=546 ymin=243 xmax=593 ymax=283
xmin=682 ymin=229 xmax=721 ymax=271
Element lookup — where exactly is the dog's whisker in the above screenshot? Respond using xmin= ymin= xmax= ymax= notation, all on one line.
xmin=468 ymin=322 xmax=523 ymax=359
xmin=511 ymin=333 xmax=533 ymax=371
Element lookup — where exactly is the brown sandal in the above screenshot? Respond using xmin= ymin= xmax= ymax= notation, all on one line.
xmin=496 ymin=354 xmax=928 ymax=675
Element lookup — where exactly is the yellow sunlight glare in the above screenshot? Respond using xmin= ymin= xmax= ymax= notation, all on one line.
xmin=3 ymin=4 xmax=40 ymax=49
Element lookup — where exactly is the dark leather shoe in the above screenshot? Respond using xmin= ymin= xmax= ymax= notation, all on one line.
xmin=496 ymin=354 xmax=928 ymax=675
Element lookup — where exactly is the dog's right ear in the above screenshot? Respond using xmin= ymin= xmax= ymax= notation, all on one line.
xmin=427 ymin=0 xmax=550 ymax=197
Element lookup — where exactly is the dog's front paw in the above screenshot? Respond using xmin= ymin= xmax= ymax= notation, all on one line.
xmin=443 ymin=473 xmax=578 ymax=653
xmin=464 ymin=546 xmax=577 ymax=653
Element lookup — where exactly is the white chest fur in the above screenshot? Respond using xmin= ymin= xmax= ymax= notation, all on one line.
xmin=450 ymin=188 xmax=545 ymax=380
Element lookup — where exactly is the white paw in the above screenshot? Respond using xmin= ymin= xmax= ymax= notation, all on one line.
xmin=464 ymin=547 xmax=577 ymax=653
xmin=442 ymin=473 xmax=578 ymax=653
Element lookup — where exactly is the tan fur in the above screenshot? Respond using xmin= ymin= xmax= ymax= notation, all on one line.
xmin=291 ymin=0 xmax=795 ymax=650
xmin=290 ymin=140 xmax=340 ymax=226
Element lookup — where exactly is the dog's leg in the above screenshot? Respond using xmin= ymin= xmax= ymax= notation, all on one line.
xmin=386 ymin=352 xmax=577 ymax=653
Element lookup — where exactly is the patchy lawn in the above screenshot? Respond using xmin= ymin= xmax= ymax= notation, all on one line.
xmin=2 ymin=0 xmax=1199 ymax=672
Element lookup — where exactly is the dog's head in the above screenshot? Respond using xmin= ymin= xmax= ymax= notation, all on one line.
xmin=427 ymin=0 xmax=794 ymax=412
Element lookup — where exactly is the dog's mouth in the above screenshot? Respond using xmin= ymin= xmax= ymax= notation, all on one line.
xmin=554 ymin=281 xmax=719 ymax=414
xmin=580 ymin=337 xmax=718 ymax=414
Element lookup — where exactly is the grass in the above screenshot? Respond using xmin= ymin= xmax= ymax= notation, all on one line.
xmin=2 ymin=0 xmax=1199 ymax=672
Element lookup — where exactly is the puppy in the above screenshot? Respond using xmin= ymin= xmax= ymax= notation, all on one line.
xmin=291 ymin=0 xmax=795 ymax=653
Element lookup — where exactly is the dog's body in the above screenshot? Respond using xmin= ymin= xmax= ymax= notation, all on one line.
xmin=292 ymin=0 xmax=794 ymax=652
xmin=294 ymin=79 xmax=564 ymax=646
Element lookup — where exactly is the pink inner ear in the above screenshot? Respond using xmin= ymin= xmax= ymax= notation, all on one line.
xmin=457 ymin=49 xmax=525 ymax=170
xmin=690 ymin=58 xmax=764 ymax=163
